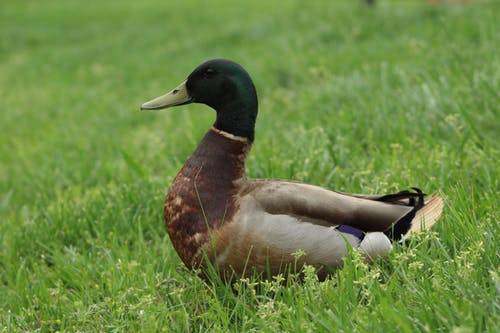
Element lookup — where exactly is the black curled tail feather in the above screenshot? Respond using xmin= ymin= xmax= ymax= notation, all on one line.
xmin=383 ymin=188 xmax=425 ymax=241
xmin=375 ymin=187 xmax=426 ymax=206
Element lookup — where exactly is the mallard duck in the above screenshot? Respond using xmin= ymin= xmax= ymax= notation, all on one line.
xmin=141 ymin=59 xmax=443 ymax=280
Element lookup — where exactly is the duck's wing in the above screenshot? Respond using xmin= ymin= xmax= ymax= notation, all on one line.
xmin=242 ymin=179 xmax=443 ymax=240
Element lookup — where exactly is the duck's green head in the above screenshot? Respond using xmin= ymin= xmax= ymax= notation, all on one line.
xmin=141 ymin=59 xmax=258 ymax=141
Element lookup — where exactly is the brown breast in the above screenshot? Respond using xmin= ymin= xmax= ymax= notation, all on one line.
xmin=164 ymin=128 xmax=250 ymax=268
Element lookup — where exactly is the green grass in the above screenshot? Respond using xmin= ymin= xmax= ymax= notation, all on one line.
xmin=1 ymin=0 xmax=499 ymax=331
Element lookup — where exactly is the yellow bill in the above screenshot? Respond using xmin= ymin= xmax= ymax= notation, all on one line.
xmin=141 ymin=80 xmax=191 ymax=110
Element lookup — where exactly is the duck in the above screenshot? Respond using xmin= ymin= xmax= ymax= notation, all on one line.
xmin=141 ymin=59 xmax=444 ymax=280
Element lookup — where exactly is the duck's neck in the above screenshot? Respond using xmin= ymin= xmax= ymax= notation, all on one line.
xmin=213 ymin=89 xmax=257 ymax=142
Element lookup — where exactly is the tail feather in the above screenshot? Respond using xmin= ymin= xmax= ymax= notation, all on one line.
xmin=383 ymin=191 xmax=444 ymax=241
xmin=403 ymin=194 xmax=444 ymax=239
xmin=383 ymin=188 xmax=425 ymax=240
xmin=338 ymin=188 xmax=444 ymax=241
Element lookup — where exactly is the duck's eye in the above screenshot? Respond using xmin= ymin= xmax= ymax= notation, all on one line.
xmin=204 ymin=68 xmax=216 ymax=78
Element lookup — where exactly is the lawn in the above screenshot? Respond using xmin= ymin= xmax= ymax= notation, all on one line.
xmin=0 ymin=0 xmax=499 ymax=331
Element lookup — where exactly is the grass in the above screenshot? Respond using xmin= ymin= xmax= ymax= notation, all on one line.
xmin=0 ymin=0 xmax=499 ymax=331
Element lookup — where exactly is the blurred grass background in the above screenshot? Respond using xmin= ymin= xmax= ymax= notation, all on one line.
xmin=0 ymin=0 xmax=499 ymax=331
